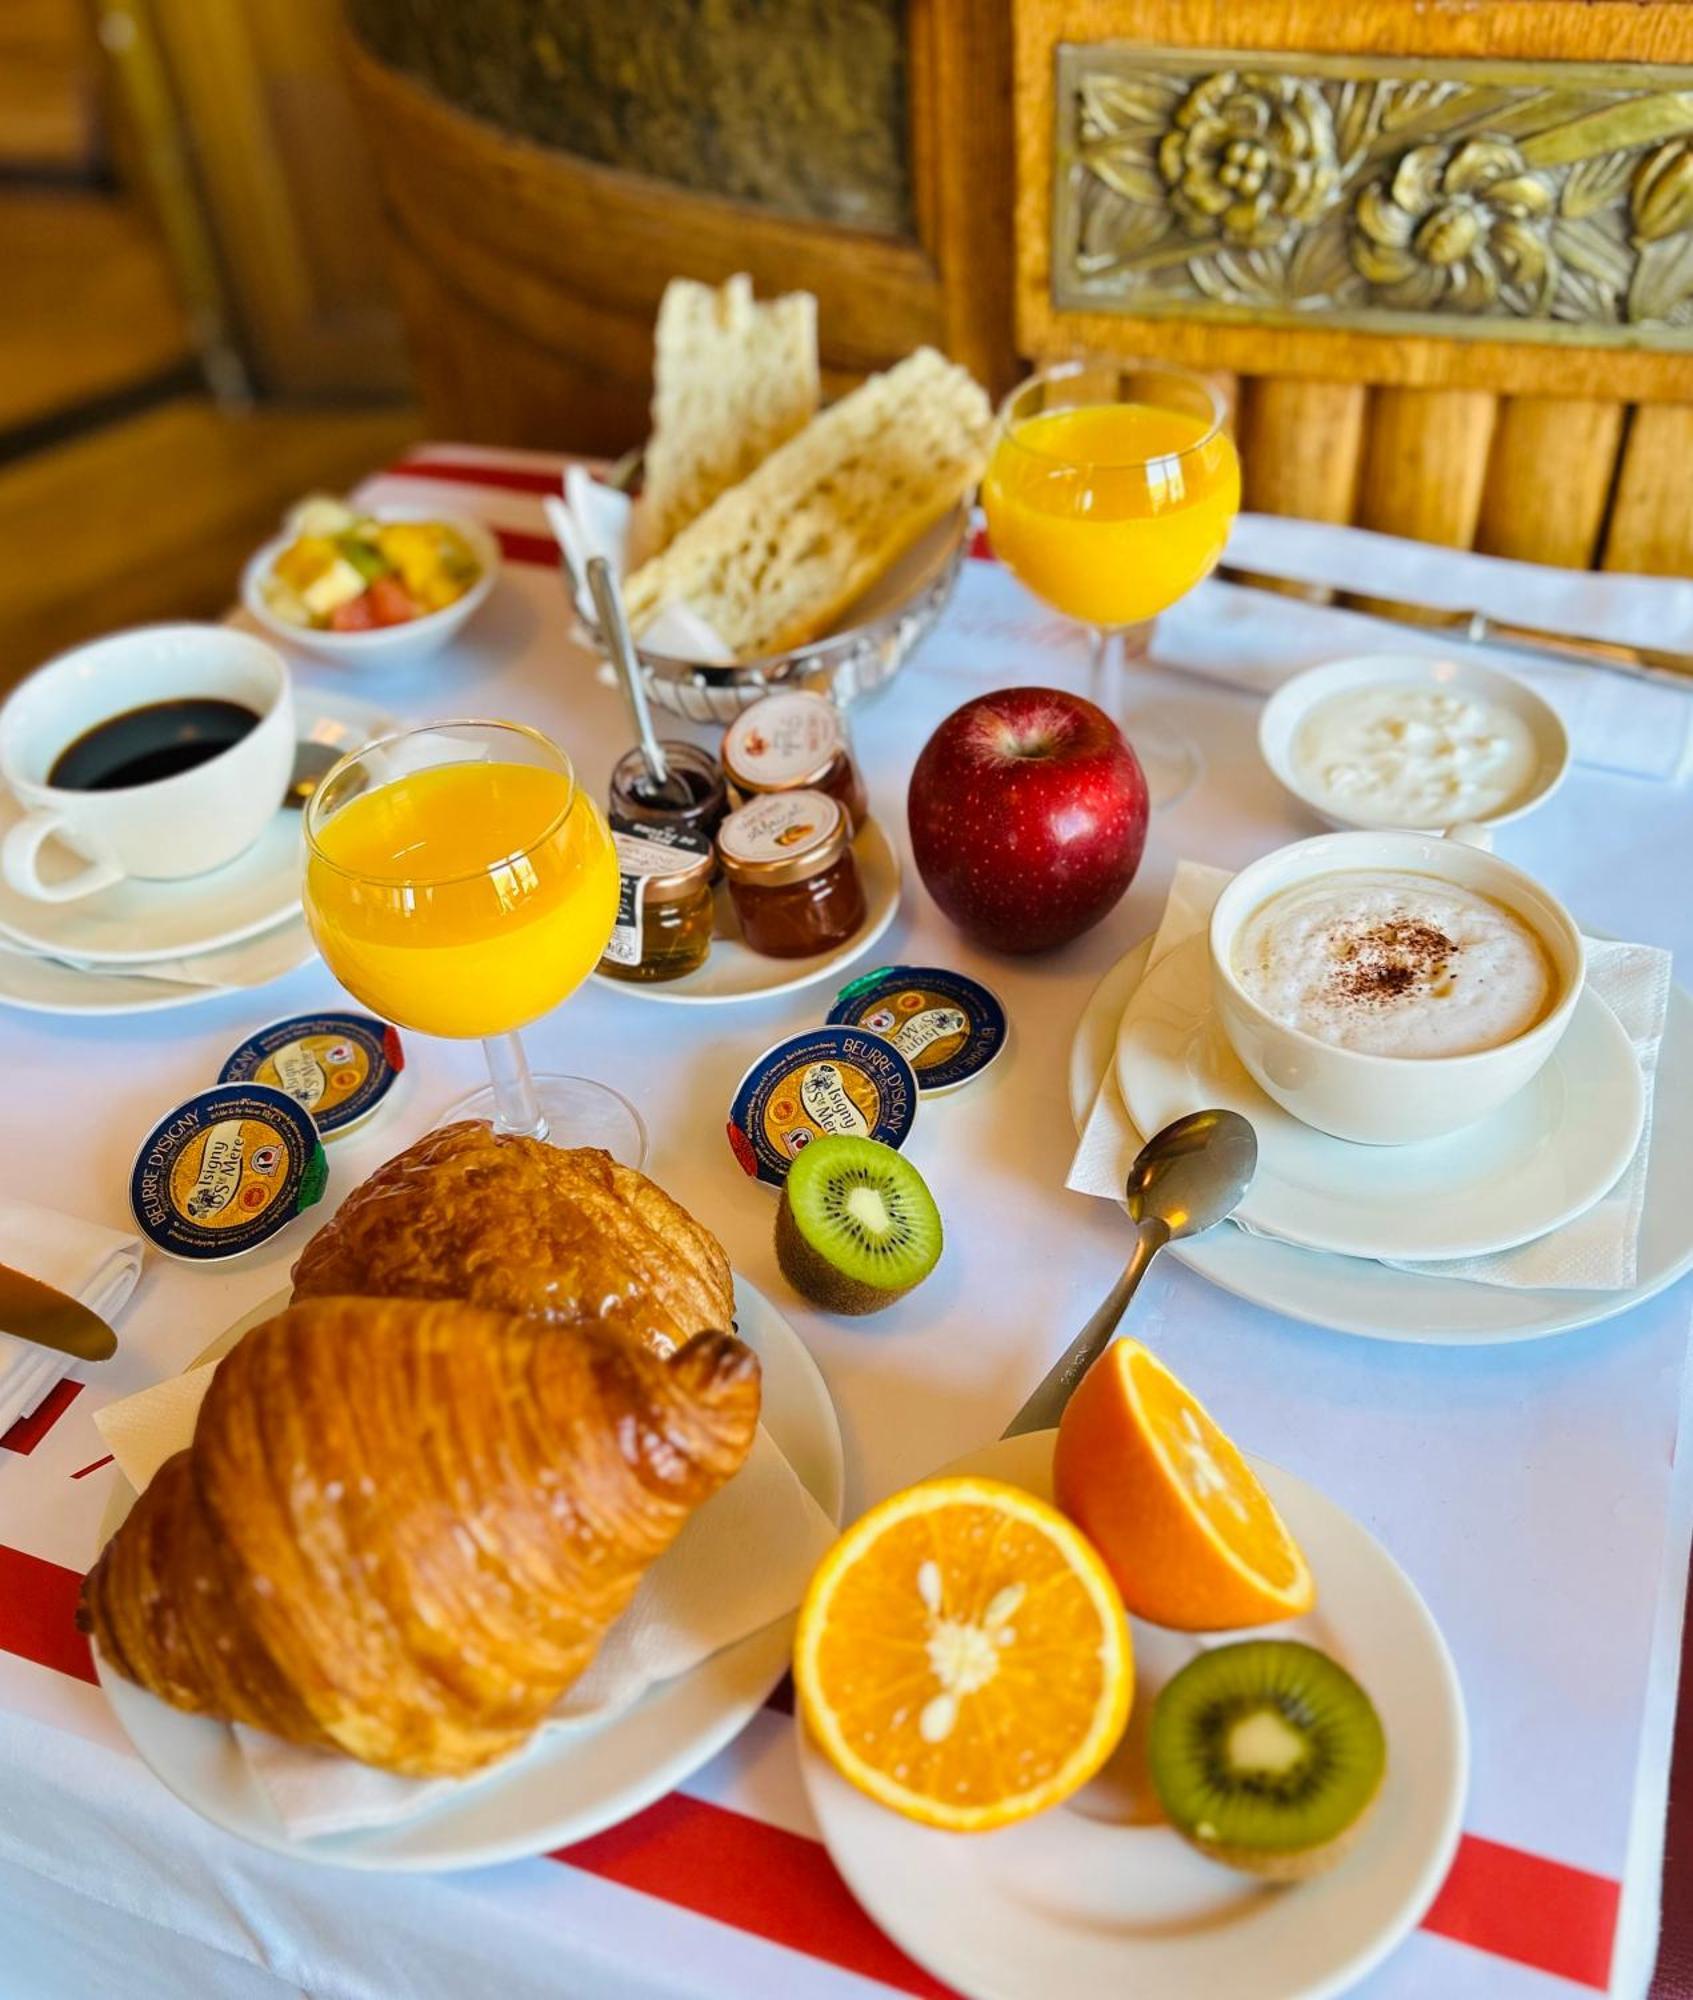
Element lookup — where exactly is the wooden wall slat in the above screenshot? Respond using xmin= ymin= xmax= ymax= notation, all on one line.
xmin=1355 ymin=388 xmax=1498 ymax=549
xmin=1238 ymin=379 xmax=1366 ymax=524
xmin=1474 ymin=399 xmax=1626 ymax=570
xmin=1603 ymin=407 xmax=1693 ymax=576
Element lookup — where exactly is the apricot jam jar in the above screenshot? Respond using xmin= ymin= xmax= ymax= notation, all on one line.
xmin=717 ymin=791 xmax=866 ymax=959
xmin=721 ymin=691 xmax=869 ymax=833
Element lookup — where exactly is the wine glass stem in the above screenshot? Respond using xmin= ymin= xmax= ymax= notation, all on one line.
xmin=1089 ymin=625 xmax=1123 ymax=712
xmin=482 ymin=1031 xmax=549 ymax=1141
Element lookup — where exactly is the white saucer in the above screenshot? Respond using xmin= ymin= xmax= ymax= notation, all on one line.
xmin=92 ymin=1275 xmax=843 ymax=1872
xmin=1074 ymin=938 xmax=1693 ymax=1343
xmin=1118 ymin=931 xmax=1644 ymax=1262
xmin=800 ymin=1429 xmax=1466 ymax=2000
xmin=0 ymin=918 xmax=316 ymax=1018
xmin=589 ymin=818 xmax=901 ymax=1006
xmin=0 ymin=692 xmax=392 ymax=967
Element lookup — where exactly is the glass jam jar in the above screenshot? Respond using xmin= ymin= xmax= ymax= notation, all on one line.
xmin=721 ymin=691 xmax=869 ymax=833
xmin=608 ymin=741 xmax=729 ymax=848
xmin=598 ymin=826 xmax=716 ymax=984
xmin=717 ymin=791 xmax=866 ymax=960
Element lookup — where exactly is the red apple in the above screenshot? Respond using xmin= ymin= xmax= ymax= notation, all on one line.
xmin=907 ymin=688 xmax=1148 ymax=953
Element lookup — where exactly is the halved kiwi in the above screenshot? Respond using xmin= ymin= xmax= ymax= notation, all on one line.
xmin=1148 ymin=1639 xmax=1386 ymax=1880
xmin=776 ymin=1135 xmax=942 ymax=1316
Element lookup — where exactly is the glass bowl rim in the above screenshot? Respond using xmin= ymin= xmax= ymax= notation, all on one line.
xmin=992 ymin=356 xmax=1231 ymax=468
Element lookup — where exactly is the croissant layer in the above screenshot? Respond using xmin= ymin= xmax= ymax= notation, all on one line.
xmin=80 ymin=1296 xmax=760 ymax=1776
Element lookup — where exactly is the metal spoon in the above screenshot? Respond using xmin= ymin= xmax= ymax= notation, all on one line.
xmin=1002 ymin=1109 xmax=1258 ymax=1438
xmin=586 ymin=553 xmax=692 ymax=809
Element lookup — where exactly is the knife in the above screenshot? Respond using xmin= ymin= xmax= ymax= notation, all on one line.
xmin=0 ymin=1261 xmax=117 ymax=1361
xmin=1214 ymin=564 xmax=1693 ymax=690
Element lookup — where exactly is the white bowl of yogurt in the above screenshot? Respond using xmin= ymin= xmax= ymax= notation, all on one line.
xmin=1259 ymin=653 xmax=1569 ymax=833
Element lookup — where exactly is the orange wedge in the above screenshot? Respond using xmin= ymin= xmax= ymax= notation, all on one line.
xmin=794 ymin=1476 xmax=1133 ymax=1832
xmin=1053 ymin=1340 xmax=1315 ymax=1631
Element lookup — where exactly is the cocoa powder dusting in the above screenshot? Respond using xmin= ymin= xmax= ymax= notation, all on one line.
xmin=1329 ymin=916 xmax=1453 ymax=1008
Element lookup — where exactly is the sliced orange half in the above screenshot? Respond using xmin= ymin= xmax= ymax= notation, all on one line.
xmin=795 ymin=1476 xmax=1133 ymax=1832
xmin=1053 ymin=1339 xmax=1315 ymax=1631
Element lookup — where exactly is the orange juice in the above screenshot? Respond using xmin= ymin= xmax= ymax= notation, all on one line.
xmin=304 ymin=760 xmax=618 ymax=1038
xmin=983 ymin=403 xmax=1240 ymax=627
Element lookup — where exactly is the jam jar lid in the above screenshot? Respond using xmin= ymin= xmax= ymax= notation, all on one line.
xmin=130 ymin=1083 xmax=328 ymax=1260
xmin=727 ymin=1025 xmax=919 ymax=1187
xmin=722 ymin=691 xmax=846 ymax=792
xmin=217 ymin=1011 xmax=405 ymax=1140
xmin=609 ymin=823 xmax=715 ymax=903
xmin=827 ymin=965 xmax=1008 ymax=1094
xmin=717 ymin=790 xmax=849 ymax=888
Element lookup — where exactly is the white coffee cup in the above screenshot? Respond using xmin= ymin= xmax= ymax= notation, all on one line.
xmin=1208 ymin=826 xmax=1585 ymax=1146
xmin=0 ymin=625 xmax=294 ymax=903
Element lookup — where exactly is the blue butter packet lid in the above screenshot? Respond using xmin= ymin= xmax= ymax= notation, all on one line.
xmin=727 ymin=1025 xmax=919 ymax=1188
xmin=130 ymin=1083 xmax=328 ymax=1261
xmin=218 ymin=1011 xmax=404 ymax=1140
xmin=827 ymin=965 xmax=1007 ymax=1093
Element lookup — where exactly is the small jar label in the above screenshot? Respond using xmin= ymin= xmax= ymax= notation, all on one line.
xmin=604 ymin=827 xmax=712 ymax=968
xmin=725 ymin=692 xmax=843 ymax=787
xmin=718 ymin=789 xmax=840 ymax=868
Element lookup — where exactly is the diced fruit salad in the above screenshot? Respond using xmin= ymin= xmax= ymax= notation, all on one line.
xmin=261 ymin=496 xmax=481 ymax=632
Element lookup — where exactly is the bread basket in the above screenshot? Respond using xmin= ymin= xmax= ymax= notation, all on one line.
xmin=560 ymin=451 xmax=971 ymax=722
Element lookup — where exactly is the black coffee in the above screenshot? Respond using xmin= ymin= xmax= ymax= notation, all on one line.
xmin=48 ymin=698 xmax=261 ymax=791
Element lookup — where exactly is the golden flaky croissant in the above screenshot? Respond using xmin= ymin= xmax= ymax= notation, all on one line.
xmin=79 ymin=1296 xmax=760 ymax=1777
xmin=290 ymin=1125 xmax=735 ymax=1357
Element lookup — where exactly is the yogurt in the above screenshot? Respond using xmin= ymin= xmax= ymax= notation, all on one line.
xmin=1291 ymin=682 xmax=1540 ymax=828
xmin=1232 ymin=869 xmax=1554 ymax=1057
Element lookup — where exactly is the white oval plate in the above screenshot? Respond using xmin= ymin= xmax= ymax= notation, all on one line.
xmin=0 ymin=918 xmax=315 ymax=1018
xmin=93 ymin=1275 xmax=843 ymax=1872
xmin=0 ymin=691 xmax=393 ymax=966
xmin=1118 ymin=930 xmax=1643 ymax=1262
xmin=590 ymin=818 xmax=901 ymax=1006
xmin=800 ymin=1429 xmax=1466 ymax=2000
xmin=1258 ymin=652 xmax=1569 ymax=833
xmin=1074 ymin=939 xmax=1693 ymax=1342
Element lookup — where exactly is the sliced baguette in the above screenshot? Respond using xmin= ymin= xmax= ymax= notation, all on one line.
xmin=632 ymin=274 xmax=820 ymax=562
xmin=624 ymin=347 xmax=992 ymax=660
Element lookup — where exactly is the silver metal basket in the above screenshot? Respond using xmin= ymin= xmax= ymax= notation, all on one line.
xmin=560 ymin=504 xmax=970 ymax=724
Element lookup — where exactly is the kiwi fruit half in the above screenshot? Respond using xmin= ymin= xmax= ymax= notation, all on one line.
xmin=776 ymin=1135 xmax=942 ymax=1316
xmin=1148 ymin=1640 xmax=1386 ymax=1881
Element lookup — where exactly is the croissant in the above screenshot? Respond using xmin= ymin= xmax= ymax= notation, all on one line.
xmin=291 ymin=1124 xmax=735 ymax=1357
xmin=79 ymin=1296 xmax=761 ymax=1777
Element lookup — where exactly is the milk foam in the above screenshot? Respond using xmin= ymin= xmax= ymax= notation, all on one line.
xmin=1232 ymin=869 xmax=1554 ymax=1057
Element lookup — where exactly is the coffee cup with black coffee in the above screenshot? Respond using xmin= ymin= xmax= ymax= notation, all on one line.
xmin=0 ymin=625 xmax=294 ymax=903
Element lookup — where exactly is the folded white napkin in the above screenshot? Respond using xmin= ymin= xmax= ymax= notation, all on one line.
xmin=0 ymin=1200 xmax=140 ymax=1435
xmin=1155 ymin=514 xmax=1693 ymax=783
xmin=95 ymin=1358 xmax=837 ymax=1840
xmin=1069 ymin=862 xmax=1672 ymax=1290
xmin=545 ymin=471 xmax=736 ymax=665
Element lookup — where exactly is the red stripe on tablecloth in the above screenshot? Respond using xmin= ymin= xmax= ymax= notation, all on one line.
xmin=0 ymin=1380 xmax=83 ymax=1455
xmin=0 ymin=1545 xmax=94 ymax=1683
xmin=1426 ymin=1832 xmax=1619 ymax=1991
xmin=556 ymin=1791 xmax=956 ymax=1999
xmin=493 ymin=528 xmax=559 ymax=569
xmin=0 ymin=1541 xmax=1626 ymax=1992
xmin=390 ymin=457 xmax=564 ymax=496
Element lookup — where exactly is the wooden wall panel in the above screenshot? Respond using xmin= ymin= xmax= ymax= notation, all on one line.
xmin=1238 ymin=380 xmax=1365 ymax=524
xmin=1475 ymin=399 xmax=1627 ymax=570
xmin=1356 ymin=390 xmax=1498 ymax=549
xmin=1603 ymin=407 xmax=1693 ymax=576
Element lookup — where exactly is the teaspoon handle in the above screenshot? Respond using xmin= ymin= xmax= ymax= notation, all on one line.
xmin=1001 ymin=1218 xmax=1171 ymax=1440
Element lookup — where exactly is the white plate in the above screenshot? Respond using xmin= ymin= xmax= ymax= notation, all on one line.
xmin=241 ymin=511 xmax=501 ymax=669
xmin=92 ymin=1275 xmax=843 ymax=1872
xmin=1258 ymin=652 xmax=1569 ymax=833
xmin=0 ymin=918 xmax=315 ymax=1018
xmin=1074 ymin=939 xmax=1693 ymax=1342
xmin=590 ymin=818 xmax=901 ymax=1006
xmin=800 ymin=1429 xmax=1466 ymax=2000
xmin=0 ymin=692 xmax=393 ymax=966
xmin=1118 ymin=931 xmax=1643 ymax=1263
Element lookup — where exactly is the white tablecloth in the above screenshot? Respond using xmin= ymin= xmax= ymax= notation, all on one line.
xmin=0 ymin=445 xmax=1687 ymax=2000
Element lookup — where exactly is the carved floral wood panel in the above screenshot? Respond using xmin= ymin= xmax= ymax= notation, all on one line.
xmin=1053 ymin=46 xmax=1693 ymax=346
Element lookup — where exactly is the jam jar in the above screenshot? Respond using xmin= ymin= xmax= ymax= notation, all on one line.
xmin=718 ymin=791 xmax=866 ymax=960
xmin=608 ymin=741 xmax=729 ymax=848
xmin=721 ymin=691 xmax=869 ymax=833
xmin=598 ymin=826 xmax=716 ymax=984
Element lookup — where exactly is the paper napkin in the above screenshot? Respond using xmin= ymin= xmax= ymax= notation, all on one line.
xmin=545 ymin=471 xmax=736 ymax=665
xmin=1068 ymin=861 xmax=1672 ymax=1290
xmin=94 ymin=1355 xmax=838 ymax=1839
xmin=0 ymin=1200 xmax=140 ymax=1435
xmin=1155 ymin=512 xmax=1693 ymax=782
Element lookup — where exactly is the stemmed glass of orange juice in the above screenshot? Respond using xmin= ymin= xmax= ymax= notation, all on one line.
xmin=982 ymin=358 xmax=1240 ymax=804
xmin=303 ymin=718 xmax=645 ymax=1163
